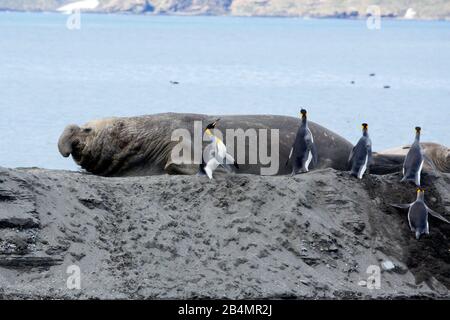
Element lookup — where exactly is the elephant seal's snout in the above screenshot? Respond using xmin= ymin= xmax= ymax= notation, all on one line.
xmin=58 ymin=124 xmax=81 ymax=157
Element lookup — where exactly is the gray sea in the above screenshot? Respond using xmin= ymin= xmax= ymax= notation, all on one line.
xmin=0 ymin=12 xmax=449 ymax=171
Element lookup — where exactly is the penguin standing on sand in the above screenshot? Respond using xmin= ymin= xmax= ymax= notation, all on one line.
xmin=391 ymin=188 xmax=450 ymax=240
xmin=348 ymin=123 xmax=372 ymax=179
xmin=286 ymin=109 xmax=318 ymax=175
xmin=198 ymin=119 xmax=239 ymax=179
xmin=402 ymin=127 xmax=436 ymax=186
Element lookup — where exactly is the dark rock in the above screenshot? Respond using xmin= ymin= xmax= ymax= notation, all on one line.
xmin=0 ymin=217 xmax=39 ymax=229
xmin=0 ymin=254 xmax=62 ymax=269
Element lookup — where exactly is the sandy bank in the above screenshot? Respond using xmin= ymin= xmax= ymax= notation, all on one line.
xmin=0 ymin=167 xmax=449 ymax=299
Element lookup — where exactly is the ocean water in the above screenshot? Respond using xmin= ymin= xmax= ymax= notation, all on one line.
xmin=0 ymin=12 xmax=449 ymax=171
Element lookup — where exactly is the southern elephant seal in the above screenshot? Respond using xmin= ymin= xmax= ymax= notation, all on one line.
xmin=58 ymin=113 xmax=402 ymax=177
xmin=379 ymin=142 xmax=450 ymax=173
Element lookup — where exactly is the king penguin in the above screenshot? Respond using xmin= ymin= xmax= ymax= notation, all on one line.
xmin=401 ymin=127 xmax=437 ymax=186
xmin=391 ymin=188 xmax=450 ymax=240
xmin=348 ymin=123 xmax=372 ymax=179
xmin=286 ymin=109 xmax=318 ymax=175
xmin=198 ymin=119 xmax=239 ymax=179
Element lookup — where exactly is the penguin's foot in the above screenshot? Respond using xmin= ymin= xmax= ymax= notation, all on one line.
xmin=415 ymin=231 xmax=422 ymax=240
xmin=205 ymin=170 xmax=213 ymax=180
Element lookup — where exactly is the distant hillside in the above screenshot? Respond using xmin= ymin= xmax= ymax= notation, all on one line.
xmin=1 ymin=0 xmax=450 ymax=19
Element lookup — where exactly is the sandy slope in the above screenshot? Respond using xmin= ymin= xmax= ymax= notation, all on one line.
xmin=0 ymin=166 xmax=449 ymax=299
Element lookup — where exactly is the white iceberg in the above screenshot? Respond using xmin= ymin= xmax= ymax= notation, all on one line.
xmin=404 ymin=8 xmax=417 ymax=19
xmin=57 ymin=0 xmax=99 ymax=13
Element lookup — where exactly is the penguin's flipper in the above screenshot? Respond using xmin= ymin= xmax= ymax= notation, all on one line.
xmin=310 ymin=141 xmax=318 ymax=166
xmin=390 ymin=203 xmax=411 ymax=210
xmin=367 ymin=144 xmax=373 ymax=163
xmin=220 ymin=163 xmax=233 ymax=173
xmin=366 ymin=144 xmax=373 ymax=174
xmin=423 ymin=154 xmax=438 ymax=172
xmin=285 ymin=147 xmax=293 ymax=167
xmin=348 ymin=146 xmax=355 ymax=166
xmin=427 ymin=207 xmax=450 ymax=223
xmin=225 ymin=152 xmax=239 ymax=169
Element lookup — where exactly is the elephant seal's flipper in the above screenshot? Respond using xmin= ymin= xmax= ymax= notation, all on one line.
xmin=164 ymin=161 xmax=197 ymax=175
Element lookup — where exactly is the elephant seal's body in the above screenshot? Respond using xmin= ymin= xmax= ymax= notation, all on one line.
xmin=58 ymin=113 xmax=402 ymax=177
xmin=379 ymin=143 xmax=450 ymax=173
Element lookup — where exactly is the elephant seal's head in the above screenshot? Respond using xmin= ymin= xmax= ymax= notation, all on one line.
xmin=58 ymin=124 xmax=87 ymax=158
xmin=379 ymin=142 xmax=450 ymax=173
xmin=58 ymin=119 xmax=113 ymax=163
xmin=425 ymin=143 xmax=450 ymax=173
xmin=57 ymin=117 xmax=175 ymax=176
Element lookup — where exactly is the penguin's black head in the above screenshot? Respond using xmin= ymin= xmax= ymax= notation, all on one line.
xmin=415 ymin=126 xmax=421 ymax=133
xmin=362 ymin=123 xmax=368 ymax=130
xmin=205 ymin=119 xmax=220 ymax=130
xmin=300 ymin=109 xmax=307 ymax=119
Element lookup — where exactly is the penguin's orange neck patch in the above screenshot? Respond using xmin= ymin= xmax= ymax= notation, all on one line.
xmin=206 ymin=129 xmax=222 ymax=143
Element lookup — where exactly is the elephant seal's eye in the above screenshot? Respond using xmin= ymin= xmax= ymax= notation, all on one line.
xmin=83 ymin=128 xmax=92 ymax=133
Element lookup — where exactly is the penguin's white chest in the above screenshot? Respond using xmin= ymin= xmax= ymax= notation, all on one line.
xmin=416 ymin=160 xmax=424 ymax=186
xmin=305 ymin=151 xmax=313 ymax=171
xmin=358 ymin=154 xmax=369 ymax=179
xmin=216 ymin=140 xmax=227 ymax=160
xmin=304 ymin=129 xmax=314 ymax=171
xmin=204 ymin=138 xmax=227 ymax=179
